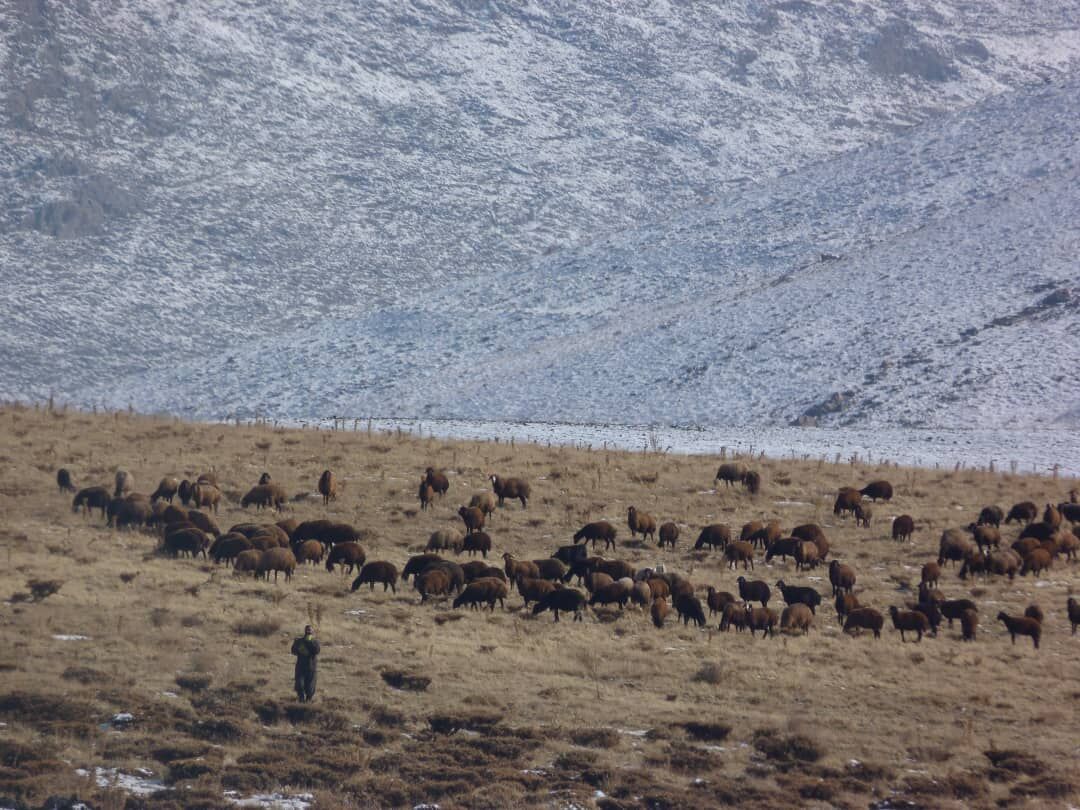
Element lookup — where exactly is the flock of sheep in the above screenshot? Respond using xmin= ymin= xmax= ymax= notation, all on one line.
xmin=56 ymin=461 xmax=1080 ymax=648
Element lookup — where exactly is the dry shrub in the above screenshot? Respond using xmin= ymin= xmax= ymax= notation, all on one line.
xmin=380 ymin=670 xmax=431 ymax=691
xmin=691 ymin=662 xmax=725 ymax=685
xmin=554 ymin=749 xmax=599 ymax=771
xmin=150 ymin=607 xmax=172 ymax=627
xmin=370 ymin=706 xmax=406 ymax=727
xmin=681 ymin=721 xmax=732 ymax=742
xmin=1010 ymin=774 xmax=1077 ymax=800
xmin=985 ymin=748 xmax=1044 ymax=779
xmin=175 ymin=673 xmax=212 ymax=693
xmin=465 ymin=781 xmax=529 ymax=810
xmin=570 ymin=727 xmax=620 ymax=749
xmin=185 ymin=717 xmax=246 ymax=742
xmin=26 ymin=579 xmax=62 ymax=601
xmin=150 ymin=742 xmax=212 ymax=764
xmin=428 ymin=711 xmax=500 ymax=735
xmin=61 ymin=666 xmax=108 ymax=685
xmin=752 ymin=728 xmax=824 ymax=769
xmin=233 ymin=617 xmax=281 ymax=637
xmin=0 ymin=691 xmax=96 ymax=736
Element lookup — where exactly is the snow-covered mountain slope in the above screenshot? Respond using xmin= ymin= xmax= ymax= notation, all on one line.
xmin=3 ymin=1 xmax=1080 ymax=416
xmin=84 ymin=73 xmax=1080 ymax=431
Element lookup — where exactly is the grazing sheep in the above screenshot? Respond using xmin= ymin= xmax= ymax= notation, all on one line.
xmin=241 ymin=484 xmax=287 ymax=512
xmin=961 ymin=608 xmax=978 ymax=641
xmin=694 ymin=524 xmax=731 ymax=551
xmin=780 ymin=603 xmax=813 ymax=635
xmin=706 ymin=587 xmax=737 ymax=616
xmin=853 ymin=503 xmax=873 ymax=528
xmin=533 ymin=558 xmax=568 ymax=582
xmin=889 ymin=606 xmax=930 ymax=642
xmin=720 ymin=602 xmax=748 ymax=632
xmin=293 ymin=540 xmax=325 ymax=566
xmin=1060 ymin=502 xmax=1080 ymax=524
xmin=651 ymin=597 xmax=670 ymax=628
xmin=248 ymin=533 xmax=281 ymax=552
xmin=177 ymin=480 xmax=194 ymax=506
xmin=426 ymin=529 xmax=464 ymax=553
xmin=461 ymin=560 xmax=493 ymax=582
xmin=745 ymin=606 xmax=778 ymax=638
xmin=114 ymin=470 xmax=135 ymax=498
xmin=741 ymin=520 xmax=764 ymax=541
xmin=1043 ymin=503 xmax=1062 ymax=530
xmin=977 ymin=506 xmax=1004 ymax=527
xmin=111 ymin=497 xmax=152 ymax=531
xmin=533 ymin=588 xmax=587 ymax=622
xmin=958 ymin=549 xmax=987 ymax=581
xmin=428 ymin=560 xmax=465 ymax=594
xmin=1012 ymin=537 xmax=1044 ymax=558
xmin=833 ymin=487 xmax=862 ymax=518
xmin=920 ymin=562 xmax=941 ymax=589
xmin=986 ymin=549 xmax=1021 ymax=580
xmin=317 ymin=470 xmax=337 ymax=505
xmin=291 ymin=520 xmax=361 ymax=547
xmin=714 ymin=463 xmax=748 ymax=488
xmin=256 ymin=547 xmax=297 ymax=583
xmin=186 ymin=510 xmax=221 ymax=538
xmin=425 ymin=467 xmax=450 ymax=497
xmin=418 ymin=479 xmax=435 ymax=511
xmin=1067 ymin=597 xmax=1079 ymax=634
xmin=1005 ymin=501 xmax=1038 ymax=525
xmin=190 ymin=483 xmax=221 ymax=513
xmin=503 ymin=553 xmax=540 ymax=586
xmin=648 ymin=577 xmax=672 ymax=601
xmin=775 ymin=581 xmax=822 ymax=614
xmin=415 ymin=568 xmax=452 ymax=603
xmin=210 ymin=533 xmax=253 ymax=566
xmin=968 ymin=523 xmax=1001 ymax=554
xmin=233 ymin=549 xmax=262 ymax=575
xmin=56 ymin=468 xmax=76 ymax=493
xmin=744 ymin=520 xmax=782 ymax=549
xmin=574 ymin=521 xmax=618 ymax=550
xmin=630 ymin=581 xmax=651 ymax=607
xmin=626 ymin=507 xmax=657 ymax=542
xmin=829 ymin=561 xmax=856 ymax=595
xmin=673 ymin=593 xmax=706 ymax=627
xmin=258 ymin=472 xmax=272 ymax=485
xmin=736 ymin=576 xmax=770 ymax=607
xmin=791 ymin=524 xmax=829 ymax=561
xmin=552 ymin=543 xmax=590 ymax=569
xmin=453 ymin=577 xmax=509 ymax=611
xmin=164 ymin=528 xmax=210 ymax=559
xmin=490 ymin=475 xmax=529 ymax=508
xmin=658 ymin=522 xmax=679 ymax=548
xmin=794 ymin=541 xmax=820 ymax=571
xmin=742 ymin=470 xmax=761 ymax=495
xmin=402 ymin=553 xmax=445 ymax=582
xmin=461 ymin=531 xmax=492 ymax=558
xmin=1024 ymin=604 xmax=1044 ymax=624
xmin=835 ymin=592 xmax=861 ymax=625
xmin=1056 ymin=529 xmax=1079 ymax=561
xmin=859 ymin=480 xmax=893 ymax=502
xmin=844 ymin=608 xmax=884 ymax=638
xmin=589 ymin=581 xmax=631 ymax=609
xmin=517 ymin=576 xmax=558 ymax=607
xmin=891 ymin=514 xmax=915 ymax=542
xmin=1020 ymin=548 xmax=1052 ymax=577
xmin=938 ymin=529 xmax=974 ymax=567
xmin=940 ymin=599 xmax=977 ymax=627
xmin=458 ymin=505 xmax=485 ymax=534
xmin=469 ymin=491 xmax=497 ymax=517
xmin=157 ymin=504 xmax=189 ymax=529
xmin=150 ymin=477 xmax=180 ymax=504
xmin=351 ymin=561 xmax=400 ymax=593
xmin=907 ymin=601 xmax=942 ymax=636
xmin=725 ymin=540 xmax=755 ymax=570
xmin=591 ymin=559 xmax=634 ymax=582
xmin=997 ymin=612 xmax=1041 ymax=649
xmin=196 ymin=472 xmax=218 ymax=487
xmin=668 ymin=575 xmax=694 ymax=599
xmin=73 ymin=486 xmax=111 ymax=517
xmin=764 ymin=537 xmax=801 ymax=563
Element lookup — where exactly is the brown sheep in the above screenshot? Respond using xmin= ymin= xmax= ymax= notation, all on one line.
xmin=589 ymin=581 xmax=631 ymax=609
xmin=968 ymin=523 xmax=1001 ymax=554
xmin=425 ymin=467 xmax=449 ymax=497
xmin=889 ymin=606 xmax=930 ymax=642
xmin=859 ymin=480 xmax=893 ymax=502
xmin=1068 ymin=597 xmax=1080 ymax=634
xmin=833 ymin=487 xmax=862 ymax=517
xmin=150 ymin=476 xmax=180 ymax=503
xmin=780 ymin=603 xmax=813 ymax=635
xmin=630 ymin=581 xmax=651 ymax=607
xmin=844 ymin=608 xmax=884 ymax=638
xmin=714 ymin=463 xmax=748 ymax=488
xmin=1012 ymin=537 xmax=1043 ymax=558
xmin=426 ymin=528 xmax=464 ymax=553
xmin=190 ymin=483 xmax=221 ymax=513
xmin=56 ymin=468 xmax=76 ymax=493
xmin=177 ymin=479 xmax=194 ymax=506
xmin=293 ymin=540 xmax=325 ymax=566
xmin=742 ymin=470 xmax=761 ymax=495
xmin=977 ymin=505 xmax=1004 ymax=527
xmin=533 ymin=588 xmax=586 ymax=622
xmin=532 ymin=558 xmax=568 ymax=582
xmin=1020 ymin=548 xmax=1052 ymax=577
xmin=835 ymin=592 xmax=861 ymax=625
xmin=73 ymin=486 xmax=111 ymax=517
xmin=592 ymin=559 xmax=634 ymax=582
xmin=961 ymin=609 xmax=978 ymax=641
xmin=920 ymin=561 xmax=941 ymax=589
xmin=829 ymin=560 xmax=856 ymax=595
xmin=853 ymin=503 xmax=873 ymax=528
xmin=461 ymin=531 xmax=492 ymax=558
xmin=418 ymin=479 xmax=435 ymax=511
xmin=720 ymin=602 xmax=748 ymax=632
xmin=503 ymin=553 xmax=540 ymax=586
xmin=324 ymin=542 xmax=367 ymax=574
xmin=415 ymin=568 xmax=452 ymax=603
xmin=241 ymin=484 xmax=286 ymax=512
xmin=694 ymin=524 xmax=731 ymax=551
xmin=490 ymin=475 xmax=529 ymax=508
xmin=1024 ymin=604 xmax=1044 ymax=624
xmin=647 ymin=577 xmax=671 ymax=600
xmin=1055 ymin=529 xmax=1079 ymax=561
xmin=257 ymin=547 xmax=297 ymax=583
xmin=764 ymin=537 xmax=800 ymax=563
xmin=744 ymin=520 xmax=782 ymax=549
xmin=740 ymin=520 xmax=763 ymax=542
xmin=258 ymin=472 xmax=272 ymax=485
xmin=791 ymin=523 xmax=829 ymax=561
xmin=725 ymin=540 xmax=755 ymax=570
xmin=938 ymin=529 xmax=974 ymax=567
xmin=114 ymin=469 xmax=134 ymax=498
xmin=453 ymin=577 xmax=508 ymax=611
xmin=458 ymin=505 xmax=485 ymax=534
xmin=351 ymin=561 xmax=400 ymax=593
xmin=469 ymin=491 xmax=498 ymax=517
xmin=658 ymin=522 xmax=680 ymax=548
xmin=317 ymin=470 xmax=337 ymax=505
xmin=111 ymin=497 xmax=153 ymax=531
xmin=196 ymin=472 xmax=218 ymax=487
xmin=1005 ymin=501 xmax=1038 ymax=525
xmin=1043 ymin=503 xmax=1062 ymax=530
xmin=891 ymin=514 xmax=915 ymax=542
xmin=573 ymin=521 xmax=618 ymax=550
xmin=706 ymin=587 xmax=737 ymax=616
xmin=249 ymin=533 xmax=281 ymax=552
xmin=517 ymin=576 xmax=558 ymax=607
xmin=164 ymin=528 xmax=210 ymax=559
xmin=745 ymin=606 xmax=778 ymax=637
xmin=673 ymin=593 xmax=706 ymax=627
xmin=210 ymin=533 xmax=253 ymax=566
xmin=233 ymin=549 xmax=262 ymax=575
xmin=986 ymin=549 xmax=1021 ymax=580
xmin=626 ymin=507 xmax=657 ymax=542
xmin=940 ymin=599 xmax=977 ymax=627
xmin=794 ymin=541 xmax=820 ymax=571
xmin=186 ymin=510 xmax=222 ymax=539
xmin=651 ymin=597 xmax=671 ymax=628
xmin=997 ymin=612 xmax=1040 ymax=649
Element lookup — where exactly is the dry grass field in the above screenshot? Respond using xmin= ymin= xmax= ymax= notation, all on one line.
xmin=0 ymin=405 xmax=1078 ymax=810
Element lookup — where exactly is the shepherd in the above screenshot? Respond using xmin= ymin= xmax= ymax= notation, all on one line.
xmin=291 ymin=625 xmax=321 ymax=702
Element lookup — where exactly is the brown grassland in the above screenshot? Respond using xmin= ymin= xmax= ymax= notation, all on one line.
xmin=0 ymin=404 xmax=1078 ymax=809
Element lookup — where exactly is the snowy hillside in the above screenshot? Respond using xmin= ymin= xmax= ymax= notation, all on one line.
xmin=2 ymin=1 xmax=1079 ymax=431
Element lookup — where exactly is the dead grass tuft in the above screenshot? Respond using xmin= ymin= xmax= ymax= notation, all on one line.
xmin=569 ymin=727 xmax=620 ymax=749
xmin=380 ymin=670 xmax=431 ymax=691
xmin=752 ymin=728 xmax=824 ymax=769
xmin=691 ymin=662 xmax=725 ymax=685
xmin=681 ymin=721 xmax=732 ymax=742
xmin=233 ymin=617 xmax=282 ymax=637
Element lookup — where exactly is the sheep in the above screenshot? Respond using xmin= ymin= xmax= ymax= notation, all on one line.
xmin=186 ymin=509 xmax=221 ymax=539
xmin=961 ymin=608 xmax=978 ymax=641
xmin=210 ymin=533 xmax=253 ymax=566
xmin=517 ymin=576 xmax=558 ymax=607
xmin=458 ymin=505 xmax=485 ymax=534
xmin=744 ymin=520 xmax=782 ymax=549
xmin=889 ymin=606 xmax=930 ymax=642
xmin=986 ymin=549 xmax=1021 ymax=580
xmin=533 ymin=588 xmax=586 ymax=622
xmin=725 ymin=540 xmax=755 ymax=570
xmin=276 ymin=517 xmax=298 ymax=536
xmin=490 ymin=475 xmax=529 ymax=508
xmin=829 ymin=560 xmax=856 ymax=595
xmin=835 ymin=592 xmax=861 ymax=626
xmin=453 ymin=577 xmax=508 ymax=611
xmin=552 ymin=543 xmax=589 ymax=568
xmin=893 ymin=512 xmax=916 ymax=539
xmin=853 ymin=503 xmax=873 ymax=528
xmin=940 ymin=599 xmax=977 ymax=627
xmin=589 ymin=581 xmax=631 ymax=610
xmin=1068 ymin=597 xmax=1080 ymax=634
xmin=745 ymin=606 xmax=778 ymax=638
xmin=938 ymin=529 xmax=974 ymax=567
xmin=293 ymin=540 xmax=325 ymax=566
xmin=164 ymin=528 xmax=210 ymax=559
xmin=742 ymin=470 xmax=761 ymax=495
xmin=714 ymin=463 xmax=748 ymax=488
xmin=190 ymin=483 xmax=221 ymax=513
xmin=503 ymin=553 xmax=540 ymax=586
xmin=196 ymin=472 xmax=218 ymax=487
xmin=150 ymin=477 xmax=180 ymax=504
xmin=673 ymin=593 xmax=706 ymax=627
xmin=1020 ymin=548 xmax=1052 ymax=577
xmin=469 ymin=491 xmax=497 ymax=518
xmin=651 ymin=597 xmax=670 ymax=628
xmin=233 ymin=549 xmax=262 ymax=575
xmin=461 ymin=560 xmax=493 ymax=582
xmin=56 ymin=468 xmax=76 ymax=493
xmin=424 ymin=467 xmax=449 ymax=497
xmin=415 ymin=568 xmax=452 ymax=603
xmin=775 ymin=581 xmax=822 ymax=614
xmin=630 ymin=581 xmax=651 ymax=607
xmin=720 ymin=602 xmax=748 ymax=632
xmin=532 ymin=558 xmax=568 ymax=582
xmin=736 ymin=576 xmax=770 ymax=607
xmin=321 ymin=542 xmax=365 ymax=574
xmin=426 ymin=529 xmax=464 ymax=553
xmin=668 ymin=575 xmax=695 ymax=599
xmin=907 ymin=601 xmax=942 ymax=636
xmin=258 ymin=472 xmax=272 ymax=485
xmin=114 ymin=470 xmax=134 ymax=498
xmin=626 ymin=507 xmax=657 ymax=542
xmin=920 ymin=562 xmax=941 ymax=589
xmin=1043 ymin=503 xmax=1062 ymax=530
xmin=111 ymin=498 xmax=152 ymax=531
xmin=648 ymin=577 xmax=672 ymax=601
xmin=1005 ymin=501 xmax=1038 ymax=525
xmin=997 ymin=612 xmax=1041 ymax=649
xmin=248 ymin=533 xmax=281 ymax=552
xmin=317 ymin=470 xmax=337 ymax=505
xmin=860 ymin=480 xmax=893 ymax=502
xmin=833 ymin=487 xmax=861 ymax=517
xmin=1012 ymin=537 xmax=1044 ymax=558
xmin=843 ymin=608 xmax=884 ymax=638
xmin=694 ymin=524 xmax=731 ymax=551
xmin=461 ymin=531 xmax=492 ymax=558
xmin=401 ymin=553 xmax=445 ymax=582
xmin=590 ymin=559 xmax=633 ymax=582
xmin=241 ymin=484 xmax=287 ymax=512
xmin=417 ymin=479 xmax=435 ymax=511
xmin=1056 ymin=529 xmax=1080 ymax=561
xmin=968 ymin=523 xmax=1001 ymax=554
xmin=977 ymin=506 xmax=1004 ymax=527
xmin=1024 ymin=604 xmax=1044 ymax=624
xmin=794 ymin=541 xmax=820 ymax=571
xmin=573 ymin=521 xmax=618 ymax=550
xmin=177 ymin=479 xmax=194 ymax=506
xmin=428 ymin=560 xmax=465 ymax=594
xmin=1060 ymin=502 xmax=1080 ymax=524
xmin=780 ymin=603 xmax=813 ymax=635
xmin=351 ymin=561 xmax=400 ymax=593
xmin=658 ymin=522 xmax=679 ymax=548
xmin=791 ymin=524 xmax=829 ymax=561
xmin=158 ymin=504 xmax=189 ymax=529
xmin=958 ymin=549 xmax=987 ymax=581
xmin=706 ymin=587 xmax=737 ymax=616
xmin=764 ymin=537 xmax=801 ymax=563
xmin=72 ymin=486 xmax=110 ymax=517
xmin=256 ymin=547 xmax=297 ymax=583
